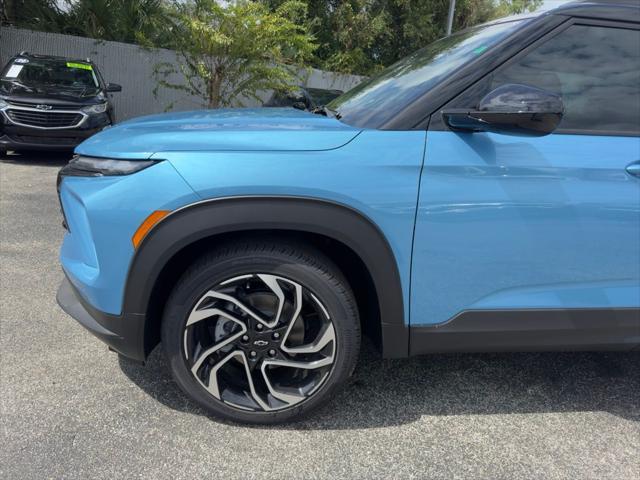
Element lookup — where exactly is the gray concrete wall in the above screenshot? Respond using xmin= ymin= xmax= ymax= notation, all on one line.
xmin=0 ymin=26 xmax=364 ymax=121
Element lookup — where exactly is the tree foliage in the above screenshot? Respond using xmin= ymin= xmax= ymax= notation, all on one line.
xmin=5 ymin=0 xmax=544 ymax=78
xmin=63 ymin=0 xmax=172 ymax=46
xmin=3 ymin=0 xmax=172 ymax=46
xmin=263 ymin=0 xmax=542 ymax=75
xmin=2 ymin=0 xmax=69 ymax=33
xmin=154 ymin=0 xmax=316 ymax=108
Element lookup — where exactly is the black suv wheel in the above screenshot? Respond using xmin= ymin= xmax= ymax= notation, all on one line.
xmin=162 ymin=240 xmax=361 ymax=424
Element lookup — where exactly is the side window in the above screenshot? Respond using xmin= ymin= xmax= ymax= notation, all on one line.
xmin=452 ymin=24 xmax=640 ymax=135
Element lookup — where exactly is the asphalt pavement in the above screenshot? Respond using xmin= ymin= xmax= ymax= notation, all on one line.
xmin=1 ymin=152 xmax=639 ymax=479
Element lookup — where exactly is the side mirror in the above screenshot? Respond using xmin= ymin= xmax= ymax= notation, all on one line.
xmin=106 ymin=83 xmax=122 ymax=93
xmin=442 ymin=84 xmax=564 ymax=136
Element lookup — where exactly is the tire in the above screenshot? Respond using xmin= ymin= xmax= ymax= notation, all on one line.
xmin=161 ymin=239 xmax=361 ymax=424
xmin=0 ymin=148 xmax=7 ymax=158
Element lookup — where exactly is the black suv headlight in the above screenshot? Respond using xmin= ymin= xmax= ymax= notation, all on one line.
xmin=60 ymin=155 xmax=160 ymax=177
xmin=81 ymin=103 xmax=108 ymax=114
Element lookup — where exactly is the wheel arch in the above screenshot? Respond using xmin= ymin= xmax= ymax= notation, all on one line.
xmin=123 ymin=196 xmax=408 ymax=359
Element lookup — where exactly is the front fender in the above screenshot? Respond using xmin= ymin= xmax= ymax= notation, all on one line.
xmin=123 ymin=196 xmax=408 ymax=358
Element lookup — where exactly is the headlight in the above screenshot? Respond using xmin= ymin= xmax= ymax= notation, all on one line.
xmin=81 ymin=103 xmax=108 ymax=114
xmin=59 ymin=155 xmax=159 ymax=177
xmin=0 ymin=98 xmax=8 ymax=109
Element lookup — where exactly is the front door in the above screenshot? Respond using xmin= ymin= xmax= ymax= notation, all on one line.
xmin=410 ymin=21 xmax=640 ymax=343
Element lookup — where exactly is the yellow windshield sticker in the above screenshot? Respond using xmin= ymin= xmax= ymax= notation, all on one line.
xmin=66 ymin=62 xmax=92 ymax=70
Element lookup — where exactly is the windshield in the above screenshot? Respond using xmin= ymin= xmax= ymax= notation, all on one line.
xmin=1 ymin=58 xmax=100 ymax=96
xmin=328 ymin=20 xmax=524 ymax=128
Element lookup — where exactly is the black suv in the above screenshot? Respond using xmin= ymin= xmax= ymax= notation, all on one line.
xmin=0 ymin=53 xmax=121 ymax=156
xmin=264 ymin=86 xmax=344 ymax=110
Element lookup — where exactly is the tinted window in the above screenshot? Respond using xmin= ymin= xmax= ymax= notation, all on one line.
xmin=1 ymin=58 xmax=100 ymax=95
xmin=488 ymin=25 xmax=640 ymax=134
xmin=306 ymin=88 xmax=343 ymax=107
xmin=264 ymin=87 xmax=342 ymax=109
xmin=328 ymin=20 xmax=524 ymax=129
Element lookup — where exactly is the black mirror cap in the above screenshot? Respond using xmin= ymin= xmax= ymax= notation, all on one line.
xmin=106 ymin=83 xmax=122 ymax=93
xmin=443 ymin=84 xmax=564 ymax=136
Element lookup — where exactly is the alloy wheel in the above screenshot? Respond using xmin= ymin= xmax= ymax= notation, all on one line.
xmin=182 ymin=273 xmax=337 ymax=412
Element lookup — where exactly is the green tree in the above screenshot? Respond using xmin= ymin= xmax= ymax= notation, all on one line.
xmin=2 ymin=0 xmax=69 ymax=32
xmin=320 ymin=0 xmax=389 ymax=74
xmin=7 ymin=0 xmax=544 ymax=80
xmin=263 ymin=0 xmax=542 ymax=75
xmin=64 ymin=0 xmax=172 ymax=46
xmin=155 ymin=0 xmax=316 ymax=108
xmin=6 ymin=0 xmax=173 ymax=47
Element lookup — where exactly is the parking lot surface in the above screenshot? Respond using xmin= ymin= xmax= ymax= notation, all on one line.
xmin=1 ymin=153 xmax=639 ymax=480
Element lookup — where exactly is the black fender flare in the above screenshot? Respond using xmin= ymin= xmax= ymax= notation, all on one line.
xmin=123 ymin=196 xmax=408 ymax=359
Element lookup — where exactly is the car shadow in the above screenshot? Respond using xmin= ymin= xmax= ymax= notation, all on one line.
xmin=0 ymin=150 xmax=72 ymax=167
xmin=118 ymin=339 xmax=640 ymax=429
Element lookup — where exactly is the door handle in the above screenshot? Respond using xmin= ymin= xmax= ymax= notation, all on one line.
xmin=626 ymin=162 xmax=640 ymax=178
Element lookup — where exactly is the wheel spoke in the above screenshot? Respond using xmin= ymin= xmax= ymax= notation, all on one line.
xmin=259 ymin=362 xmax=304 ymax=406
xmin=203 ymin=289 xmax=272 ymax=327
xmin=282 ymin=323 xmax=335 ymax=354
xmin=279 ymin=280 xmax=303 ymax=348
xmin=188 ymin=309 xmax=247 ymax=372
xmin=262 ymin=356 xmax=334 ymax=370
xmin=187 ymin=306 xmax=243 ymax=327
xmin=257 ymin=274 xmax=286 ymax=326
xmin=202 ymin=350 xmax=272 ymax=411
xmin=204 ymin=349 xmax=241 ymax=398
xmin=235 ymin=351 xmax=272 ymax=411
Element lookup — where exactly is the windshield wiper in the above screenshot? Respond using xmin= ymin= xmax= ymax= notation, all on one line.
xmin=0 ymin=79 xmax=33 ymax=92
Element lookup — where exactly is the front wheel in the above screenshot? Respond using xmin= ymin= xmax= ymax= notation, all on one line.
xmin=162 ymin=240 xmax=361 ymax=424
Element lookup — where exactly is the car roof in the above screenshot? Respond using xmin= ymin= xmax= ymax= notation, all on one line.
xmin=11 ymin=53 xmax=95 ymax=66
xmin=541 ymin=0 xmax=640 ymax=22
xmin=549 ymin=0 xmax=639 ymax=22
xmin=567 ymin=0 xmax=640 ymax=4
xmin=471 ymin=0 xmax=638 ymax=33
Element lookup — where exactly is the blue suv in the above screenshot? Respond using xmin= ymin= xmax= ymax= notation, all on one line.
xmin=57 ymin=0 xmax=640 ymax=423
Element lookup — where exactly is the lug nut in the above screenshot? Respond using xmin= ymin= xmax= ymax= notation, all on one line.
xmin=250 ymin=351 xmax=257 ymax=358
xmin=272 ymin=332 xmax=280 ymax=340
xmin=241 ymin=335 xmax=249 ymax=342
xmin=268 ymin=349 xmax=276 ymax=357
xmin=256 ymin=324 xmax=263 ymax=331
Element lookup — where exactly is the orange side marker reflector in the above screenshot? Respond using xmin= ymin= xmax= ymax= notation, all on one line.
xmin=132 ymin=210 xmax=171 ymax=248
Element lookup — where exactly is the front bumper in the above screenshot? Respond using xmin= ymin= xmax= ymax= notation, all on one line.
xmin=56 ymin=277 xmax=146 ymax=362
xmin=0 ymin=130 xmax=99 ymax=151
xmin=0 ymin=113 xmax=110 ymax=151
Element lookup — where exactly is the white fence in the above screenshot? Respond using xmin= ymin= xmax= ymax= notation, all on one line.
xmin=0 ymin=26 xmax=364 ymax=121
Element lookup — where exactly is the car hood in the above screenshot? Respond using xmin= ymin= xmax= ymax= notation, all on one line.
xmin=75 ymin=108 xmax=360 ymax=159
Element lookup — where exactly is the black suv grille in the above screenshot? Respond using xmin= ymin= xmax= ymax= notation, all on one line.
xmin=7 ymin=100 xmax=80 ymax=111
xmin=6 ymin=109 xmax=83 ymax=128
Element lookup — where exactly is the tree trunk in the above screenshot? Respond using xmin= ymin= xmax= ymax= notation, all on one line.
xmin=208 ymin=70 xmax=223 ymax=109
